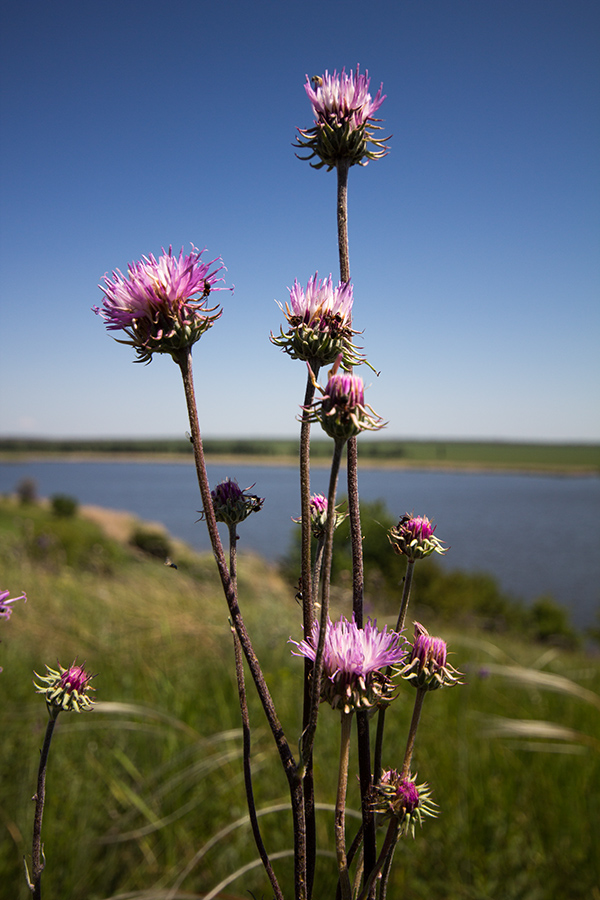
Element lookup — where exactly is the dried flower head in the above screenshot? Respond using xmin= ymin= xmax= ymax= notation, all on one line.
xmin=271 ymin=274 xmax=364 ymax=367
xmin=292 ymin=493 xmax=347 ymax=539
xmin=95 ymin=245 xmax=229 ymax=362
xmin=290 ymin=614 xmax=406 ymax=713
xmin=371 ymin=769 xmax=438 ymax=836
xmin=295 ymin=66 xmax=390 ymax=170
xmin=0 ymin=588 xmax=26 ymax=621
xmin=207 ymin=478 xmax=264 ymax=526
xmin=34 ymin=661 xmax=96 ymax=716
xmin=400 ymin=623 xmax=463 ymax=691
xmin=307 ymin=360 xmax=386 ymax=442
xmin=389 ymin=514 xmax=447 ymax=561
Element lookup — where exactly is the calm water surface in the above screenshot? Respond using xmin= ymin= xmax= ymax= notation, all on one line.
xmin=1 ymin=461 xmax=598 ymax=627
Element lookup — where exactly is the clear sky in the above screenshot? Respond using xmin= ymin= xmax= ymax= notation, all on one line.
xmin=1 ymin=0 xmax=598 ymax=442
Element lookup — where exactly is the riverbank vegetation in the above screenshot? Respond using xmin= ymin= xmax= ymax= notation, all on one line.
xmin=1 ymin=496 xmax=599 ymax=898
xmin=1 ymin=436 xmax=599 ymax=473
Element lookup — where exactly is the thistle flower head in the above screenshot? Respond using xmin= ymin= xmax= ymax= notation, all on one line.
xmin=400 ymin=623 xmax=463 ymax=691
xmin=371 ymin=769 xmax=438 ymax=836
xmin=292 ymin=493 xmax=347 ymax=539
xmin=208 ymin=478 xmax=264 ymax=526
xmin=290 ymin=614 xmax=406 ymax=712
xmin=389 ymin=514 xmax=448 ymax=560
xmin=34 ymin=661 xmax=96 ymax=716
xmin=0 ymin=589 xmax=26 ymax=621
xmin=295 ymin=66 xmax=390 ymax=170
xmin=271 ymin=274 xmax=364 ymax=367
xmin=95 ymin=245 xmax=229 ymax=363
xmin=307 ymin=361 xmax=386 ymax=442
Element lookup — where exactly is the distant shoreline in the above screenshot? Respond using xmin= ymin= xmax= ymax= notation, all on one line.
xmin=0 ymin=451 xmax=597 ymax=476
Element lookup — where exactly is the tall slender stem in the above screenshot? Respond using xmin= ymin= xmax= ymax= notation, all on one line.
xmin=300 ymin=364 xmax=319 ymax=898
xmin=29 ymin=712 xmax=59 ymax=899
xmin=402 ymin=688 xmax=427 ymax=778
xmin=229 ymin=521 xmax=283 ymax=900
xmin=301 ymin=438 xmax=344 ymax=765
xmin=335 ymin=712 xmax=353 ymax=900
xmin=174 ymin=347 xmax=306 ymax=900
xmin=336 ymin=154 xmax=377 ymax=891
xmin=373 ymin=560 xmax=416 ymax=782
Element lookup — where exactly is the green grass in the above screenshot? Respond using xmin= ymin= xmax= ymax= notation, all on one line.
xmin=1 ymin=498 xmax=599 ymax=899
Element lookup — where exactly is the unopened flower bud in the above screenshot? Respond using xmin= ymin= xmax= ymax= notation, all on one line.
xmin=389 ymin=514 xmax=447 ymax=560
xmin=371 ymin=769 xmax=437 ymax=836
xmin=209 ymin=478 xmax=264 ymax=526
xmin=309 ymin=366 xmax=385 ymax=442
xmin=400 ymin=623 xmax=462 ymax=691
xmin=292 ymin=493 xmax=347 ymax=539
xmin=34 ymin=661 xmax=96 ymax=716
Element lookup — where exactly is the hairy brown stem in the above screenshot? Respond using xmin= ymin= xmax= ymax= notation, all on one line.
xmin=373 ymin=559 xmax=416 ymax=783
xmin=301 ymin=438 xmax=344 ymax=765
xmin=229 ymin=521 xmax=283 ymax=900
xmin=28 ymin=712 xmax=59 ymax=899
xmin=300 ymin=364 xmax=320 ymax=898
xmin=335 ymin=712 xmax=354 ymax=900
xmin=175 ymin=347 xmax=306 ymax=900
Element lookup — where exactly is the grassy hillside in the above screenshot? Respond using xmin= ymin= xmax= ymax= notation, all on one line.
xmin=1 ymin=436 xmax=599 ymax=472
xmin=1 ymin=498 xmax=599 ymax=899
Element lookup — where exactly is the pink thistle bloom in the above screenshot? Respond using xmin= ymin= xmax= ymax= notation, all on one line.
xmin=95 ymin=245 xmax=228 ymax=362
xmin=288 ymin=274 xmax=353 ymax=327
xmin=295 ymin=66 xmax=390 ymax=169
xmin=389 ymin=513 xmax=447 ymax=560
xmin=305 ymin=67 xmax=386 ymax=131
xmin=272 ymin=274 xmax=363 ymax=367
xmin=0 ymin=589 xmax=26 ymax=621
xmin=290 ymin=614 xmax=406 ymax=712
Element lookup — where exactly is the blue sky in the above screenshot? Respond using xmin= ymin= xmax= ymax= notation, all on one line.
xmin=1 ymin=0 xmax=598 ymax=441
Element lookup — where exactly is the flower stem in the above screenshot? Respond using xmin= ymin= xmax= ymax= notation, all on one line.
xmin=356 ymin=819 xmax=399 ymax=900
xmin=300 ymin=364 xmax=319 ymax=898
xmin=29 ymin=711 xmax=59 ymax=899
xmin=174 ymin=347 xmax=306 ymax=900
xmin=301 ymin=438 xmax=344 ymax=766
xmin=373 ymin=560 xmax=416 ymax=783
xmin=335 ymin=712 xmax=353 ymax=900
xmin=228 ymin=522 xmax=283 ymax=900
xmin=402 ymin=687 xmax=427 ymax=779
xmin=337 ymin=148 xmax=376 ymax=894
xmin=395 ymin=559 xmax=415 ymax=634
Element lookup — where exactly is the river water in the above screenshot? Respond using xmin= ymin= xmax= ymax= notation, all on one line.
xmin=1 ymin=460 xmax=598 ymax=627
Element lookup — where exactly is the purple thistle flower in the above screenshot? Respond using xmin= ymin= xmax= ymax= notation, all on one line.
xmin=207 ymin=478 xmax=264 ymax=526
xmin=296 ymin=66 xmax=390 ymax=170
xmin=271 ymin=273 xmax=363 ymax=367
xmin=305 ymin=67 xmax=386 ymax=131
xmin=400 ymin=623 xmax=463 ymax=691
xmin=389 ymin=513 xmax=448 ymax=560
xmin=288 ymin=274 xmax=353 ymax=326
xmin=290 ymin=614 xmax=406 ymax=712
xmin=95 ymin=245 xmax=229 ymax=362
xmin=34 ymin=660 xmax=96 ymax=715
xmin=0 ymin=589 xmax=26 ymax=621
xmin=310 ymin=364 xmax=386 ymax=442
